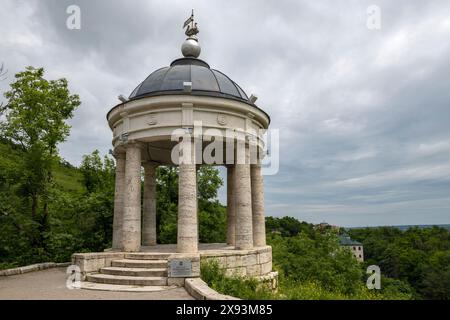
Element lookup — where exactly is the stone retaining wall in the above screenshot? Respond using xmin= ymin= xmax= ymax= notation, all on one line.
xmin=185 ymin=278 xmax=240 ymax=300
xmin=0 ymin=262 xmax=71 ymax=276
xmin=72 ymin=252 xmax=125 ymax=279
xmin=200 ymin=246 xmax=272 ymax=277
xmin=167 ymin=253 xmax=200 ymax=286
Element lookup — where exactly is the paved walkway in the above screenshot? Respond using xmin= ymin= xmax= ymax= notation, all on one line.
xmin=0 ymin=267 xmax=193 ymax=300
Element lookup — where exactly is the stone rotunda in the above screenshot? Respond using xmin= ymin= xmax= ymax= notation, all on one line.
xmin=73 ymin=14 xmax=276 ymax=291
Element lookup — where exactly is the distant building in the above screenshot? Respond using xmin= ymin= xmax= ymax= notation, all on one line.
xmin=339 ymin=235 xmax=364 ymax=262
xmin=315 ymin=222 xmax=340 ymax=232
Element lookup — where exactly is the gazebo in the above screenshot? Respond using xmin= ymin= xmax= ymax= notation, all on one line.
xmin=72 ymin=14 xmax=275 ymax=290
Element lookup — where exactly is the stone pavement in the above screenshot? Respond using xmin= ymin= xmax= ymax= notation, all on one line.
xmin=0 ymin=267 xmax=193 ymax=300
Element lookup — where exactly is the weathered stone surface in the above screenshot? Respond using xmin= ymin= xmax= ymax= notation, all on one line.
xmin=168 ymin=277 xmax=185 ymax=287
xmin=225 ymin=267 xmax=247 ymax=277
xmin=260 ymin=261 xmax=272 ymax=275
xmin=251 ymin=163 xmax=266 ymax=247
xmin=242 ymin=254 xmax=258 ymax=267
xmin=101 ymin=267 xmax=167 ymax=277
xmin=112 ymin=151 xmax=125 ymax=250
xmin=226 ymin=255 xmax=243 ymax=268
xmin=142 ymin=163 xmax=157 ymax=246
xmin=0 ymin=263 xmax=58 ymax=277
xmin=122 ymin=143 xmax=142 ymax=252
xmin=177 ymin=138 xmax=198 ymax=253
xmin=112 ymin=259 xmax=167 ymax=269
xmin=258 ymin=251 xmax=272 ymax=264
xmin=80 ymin=258 xmax=106 ymax=273
xmin=87 ymin=273 xmax=167 ymax=286
xmin=246 ymin=264 xmax=261 ymax=276
xmin=185 ymin=278 xmax=240 ymax=300
xmin=226 ymin=165 xmax=236 ymax=245
xmin=235 ymin=144 xmax=253 ymax=250
xmin=73 ymin=245 xmax=275 ymax=294
xmin=168 ymin=253 xmax=201 ymax=278
xmin=208 ymin=256 xmax=226 ymax=266
xmin=125 ymin=252 xmax=172 ymax=260
xmin=72 ymin=253 xmax=125 ymax=276
xmin=257 ymin=271 xmax=279 ymax=291
xmin=169 ymin=253 xmax=200 ymax=262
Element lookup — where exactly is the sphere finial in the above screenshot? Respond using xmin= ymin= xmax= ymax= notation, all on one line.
xmin=181 ymin=10 xmax=201 ymax=58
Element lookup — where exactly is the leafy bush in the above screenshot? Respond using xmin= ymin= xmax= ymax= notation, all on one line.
xmin=201 ymin=225 xmax=413 ymax=300
xmin=201 ymin=260 xmax=274 ymax=300
xmin=348 ymin=226 xmax=450 ymax=299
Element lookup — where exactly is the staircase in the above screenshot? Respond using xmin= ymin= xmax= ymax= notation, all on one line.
xmin=84 ymin=253 xmax=172 ymax=290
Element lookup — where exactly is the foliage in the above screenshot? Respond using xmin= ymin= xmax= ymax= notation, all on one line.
xmin=348 ymin=226 xmax=450 ymax=299
xmin=156 ymin=165 xmax=225 ymax=244
xmin=201 ymin=260 xmax=274 ymax=300
xmin=201 ymin=258 xmax=409 ymax=300
xmin=0 ymin=67 xmax=80 ymax=264
xmin=269 ymin=231 xmax=364 ymax=295
xmin=202 ymin=218 xmax=417 ymax=300
xmin=80 ymin=150 xmax=115 ymax=193
xmin=266 ymin=216 xmax=313 ymax=237
xmin=1 ymin=66 xmax=80 ymax=152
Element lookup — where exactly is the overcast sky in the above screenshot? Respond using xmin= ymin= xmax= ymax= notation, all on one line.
xmin=1 ymin=0 xmax=450 ymax=227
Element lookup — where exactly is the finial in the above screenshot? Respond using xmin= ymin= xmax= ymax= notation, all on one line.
xmin=183 ymin=9 xmax=199 ymax=38
xmin=181 ymin=10 xmax=201 ymax=58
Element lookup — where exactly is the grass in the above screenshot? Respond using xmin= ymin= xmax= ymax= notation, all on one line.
xmin=200 ymin=260 xmax=410 ymax=300
xmin=200 ymin=260 xmax=275 ymax=300
xmin=53 ymin=164 xmax=85 ymax=194
xmin=0 ymin=140 xmax=85 ymax=194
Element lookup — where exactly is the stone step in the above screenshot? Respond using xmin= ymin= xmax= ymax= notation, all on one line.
xmin=111 ymin=259 xmax=167 ymax=268
xmin=86 ymin=273 xmax=168 ymax=286
xmin=79 ymin=281 xmax=178 ymax=292
xmin=101 ymin=266 xmax=167 ymax=277
xmin=125 ymin=253 xmax=172 ymax=260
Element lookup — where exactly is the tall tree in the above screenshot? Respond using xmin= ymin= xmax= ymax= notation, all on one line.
xmin=0 ymin=66 xmax=80 ymax=243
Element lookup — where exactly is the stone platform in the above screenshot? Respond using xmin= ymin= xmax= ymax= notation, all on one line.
xmin=72 ymin=243 xmax=276 ymax=292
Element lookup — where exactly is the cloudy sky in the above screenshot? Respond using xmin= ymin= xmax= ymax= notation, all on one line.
xmin=1 ymin=0 xmax=450 ymax=227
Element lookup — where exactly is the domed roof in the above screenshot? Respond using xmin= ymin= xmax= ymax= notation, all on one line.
xmin=128 ymin=57 xmax=250 ymax=103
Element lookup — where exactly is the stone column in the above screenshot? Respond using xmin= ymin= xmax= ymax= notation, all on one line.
xmin=122 ymin=142 xmax=143 ymax=252
xmin=235 ymin=142 xmax=253 ymax=249
xmin=226 ymin=165 xmax=236 ymax=246
xmin=251 ymin=163 xmax=266 ymax=246
xmin=142 ymin=162 xmax=157 ymax=246
xmin=177 ymin=136 xmax=198 ymax=253
xmin=112 ymin=150 xmax=126 ymax=250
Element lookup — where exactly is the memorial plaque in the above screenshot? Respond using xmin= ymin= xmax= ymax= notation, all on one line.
xmin=169 ymin=259 xmax=192 ymax=277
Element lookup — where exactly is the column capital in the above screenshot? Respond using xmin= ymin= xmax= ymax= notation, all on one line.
xmin=142 ymin=161 xmax=159 ymax=169
xmin=112 ymin=148 xmax=126 ymax=160
xmin=124 ymin=140 xmax=146 ymax=150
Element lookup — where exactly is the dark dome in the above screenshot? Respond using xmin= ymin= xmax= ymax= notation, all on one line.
xmin=129 ymin=57 xmax=249 ymax=102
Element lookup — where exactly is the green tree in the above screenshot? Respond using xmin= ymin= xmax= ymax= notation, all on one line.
xmin=348 ymin=226 xmax=450 ymax=299
xmin=0 ymin=66 xmax=80 ymax=218
xmin=421 ymin=251 xmax=450 ymax=299
xmin=156 ymin=165 xmax=225 ymax=243
xmin=266 ymin=216 xmax=314 ymax=237
xmin=80 ymin=150 xmax=115 ymax=193
xmin=0 ymin=67 xmax=79 ymax=256
xmin=269 ymin=230 xmax=363 ymax=295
